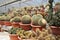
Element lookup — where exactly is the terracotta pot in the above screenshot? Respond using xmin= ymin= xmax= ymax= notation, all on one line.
xmin=9 ymin=34 xmax=19 ymax=40
xmin=20 ymin=23 xmax=31 ymax=31
xmin=31 ymin=24 xmax=43 ymax=31
xmin=4 ymin=21 xmax=12 ymax=26
xmin=12 ymin=22 xmax=20 ymax=28
xmin=0 ymin=21 xmax=4 ymax=25
xmin=50 ymin=26 xmax=60 ymax=35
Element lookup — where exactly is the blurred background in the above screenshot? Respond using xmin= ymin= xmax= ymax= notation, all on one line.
xmin=0 ymin=0 xmax=60 ymax=13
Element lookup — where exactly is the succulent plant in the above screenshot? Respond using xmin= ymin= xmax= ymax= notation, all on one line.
xmin=21 ymin=15 xmax=31 ymax=24
xmin=4 ymin=15 xmax=11 ymax=21
xmin=0 ymin=16 xmax=3 ymax=21
xmin=51 ymin=11 xmax=60 ymax=27
xmin=9 ymin=27 xmax=22 ymax=34
xmin=38 ymin=18 xmax=47 ymax=26
xmin=10 ymin=16 xmax=21 ymax=22
xmin=0 ymin=15 xmax=6 ymax=21
xmin=32 ymin=14 xmax=43 ymax=25
xmin=44 ymin=9 xmax=60 ymax=27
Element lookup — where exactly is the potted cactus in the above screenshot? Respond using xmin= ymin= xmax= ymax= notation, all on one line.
xmin=20 ymin=15 xmax=31 ymax=30
xmin=31 ymin=14 xmax=44 ymax=31
xmin=4 ymin=15 xmax=12 ymax=26
xmin=44 ymin=10 xmax=60 ymax=35
xmin=38 ymin=18 xmax=47 ymax=27
xmin=50 ymin=11 xmax=60 ymax=35
xmin=10 ymin=16 xmax=21 ymax=28
xmin=0 ymin=15 xmax=6 ymax=25
xmin=9 ymin=27 xmax=20 ymax=40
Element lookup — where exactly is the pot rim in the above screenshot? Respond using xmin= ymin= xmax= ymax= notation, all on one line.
xmin=50 ymin=26 xmax=60 ymax=28
xmin=19 ymin=22 xmax=31 ymax=25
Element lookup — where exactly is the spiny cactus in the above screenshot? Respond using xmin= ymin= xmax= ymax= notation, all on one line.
xmin=21 ymin=15 xmax=31 ymax=24
xmin=10 ymin=16 xmax=21 ymax=22
xmin=5 ymin=15 xmax=11 ymax=21
xmin=38 ymin=18 xmax=47 ymax=26
xmin=32 ymin=14 xmax=43 ymax=25
xmin=0 ymin=15 xmax=6 ymax=21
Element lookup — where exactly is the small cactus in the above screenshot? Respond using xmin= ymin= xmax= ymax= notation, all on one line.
xmin=21 ymin=15 xmax=31 ymax=24
xmin=10 ymin=16 xmax=21 ymax=22
xmin=32 ymin=14 xmax=43 ymax=25
xmin=38 ymin=18 xmax=47 ymax=26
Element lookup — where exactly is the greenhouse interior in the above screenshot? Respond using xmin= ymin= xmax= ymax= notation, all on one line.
xmin=0 ymin=0 xmax=60 ymax=40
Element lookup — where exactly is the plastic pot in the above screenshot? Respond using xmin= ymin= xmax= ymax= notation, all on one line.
xmin=0 ymin=21 xmax=4 ymax=25
xmin=31 ymin=24 xmax=43 ymax=31
xmin=4 ymin=21 xmax=12 ymax=26
xmin=20 ymin=23 xmax=31 ymax=31
xmin=12 ymin=22 xmax=20 ymax=28
xmin=50 ymin=26 xmax=60 ymax=35
xmin=9 ymin=34 xmax=19 ymax=40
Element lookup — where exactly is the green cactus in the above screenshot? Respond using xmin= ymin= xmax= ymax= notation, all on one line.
xmin=5 ymin=15 xmax=11 ymax=21
xmin=9 ymin=27 xmax=22 ymax=34
xmin=0 ymin=16 xmax=3 ymax=21
xmin=21 ymin=15 xmax=31 ymax=24
xmin=0 ymin=15 xmax=6 ymax=21
xmin=44 ymin=9 xmax=60 ymax=27
xmin=52 ymin=11 xmax=60 ymax=27
xmin=38 ymin=18 xmax=47 ymax=26
xmin=32 ymin=14 xmax=43 ymax=25
xmin=10 ymin=16 xmax=21 ymax=22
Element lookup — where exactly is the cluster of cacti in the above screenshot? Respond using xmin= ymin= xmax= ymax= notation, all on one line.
xmin=9 ymin=27 xmax=22 ymax=34
xmin=44 ymin=10 xmax=60 ymax=27
xmin=0 ymin=14 xmax=12 ymax=21
xmin=21 ymin=15 xmax=31 ymax=24
xmin=32 ymin=14 xmax=47 ymax=26
xmin=32 ymin=14 xmax=43 ymax=25
xmin=51 ymin=11 xmax=60 ymax=27
xmin=16 ymin=28 xmax=56 ymax=40
xmin=10 ymin=16 xmax=21 ymax=22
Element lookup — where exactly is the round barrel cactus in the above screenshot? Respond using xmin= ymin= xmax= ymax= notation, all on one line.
xmin=21 ymin=15 xmax=31 ymax=24
xmin=38 ymin=18 xmax=47 ymax=26
xmin=32 ymin=14 xmax=43 ymax=25
xmin=5 ymin=15 xmax=11 ymax=21
xmin=10 ymin=16 xmax=21 ymax=22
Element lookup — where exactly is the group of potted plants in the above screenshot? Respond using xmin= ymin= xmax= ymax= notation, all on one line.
xmin=31 ymin=14 xmax=47 ymax=31
xmin=19 ymin=14 xmax=47 ymax=31
xmin=0 ymin=13 xmax=47 ymax=31
xmin=11 ymin=14 xmax=47 ymax=31
xmin=44 ymin=10 xmax=60 ymax=35
xmin=9 ymin=27 xmax=56 ymax=40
